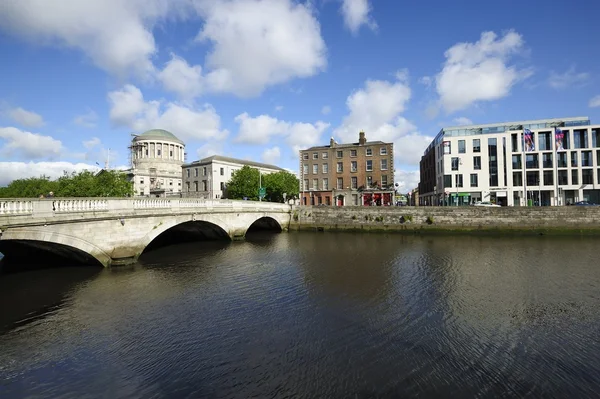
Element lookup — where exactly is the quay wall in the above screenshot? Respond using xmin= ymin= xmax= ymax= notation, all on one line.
xmin=289 ymin=206 xmax=600 ymax=235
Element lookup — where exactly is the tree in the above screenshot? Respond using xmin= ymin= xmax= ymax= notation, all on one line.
xmin=226 ymin=165 xmax=261 ymax=200
xmin=262 ymin=170 xmax=299 ymax=202
xmin=0 ymin=176 xmax=58 ymax=198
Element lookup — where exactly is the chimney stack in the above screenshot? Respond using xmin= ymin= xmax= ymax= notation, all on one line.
xmin=330 ymin=137 xmax=336 ymax=148
xmin=359 ymin=131 xmax=366 ymax=145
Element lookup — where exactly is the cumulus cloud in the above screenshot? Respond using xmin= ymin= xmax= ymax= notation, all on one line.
xmin=157 ymin=54 xmax=204 ymax=100
xmin=394 ymin=169 xmax=420 ymax=193
xmin=192 ymin=0 xmax=327 ymax=97
xmin=5 ymin=106 xmax=45 ymax=128
xmin=435 ymin=30 xmax=531 ymax=113
xmin=275 ymin=105 xmax=284 ymax=112
xmin=195 ymin=142 xmax=224 ymax=161
xmin=452 ymin=117 xmax=473 ymax=126
xmin=0 ymin=161 xmax=99 ymax=186
xmin=590 ymin=95 xmax=600 ymax=108
xmin=83 ymin=137 xmax=101 ymax=149
xmin=73 ymin=109 xmax=98 ymax=128
xmin=418 ymin=76 xmax=432 ymax=87
xmin=321 ymin=105 xmax=331 ymax=115
xmin=262 ymin=146 xmax=281 ymax=165
xmin=0 ymin=0 xmax=190 ymax=79
xmin=340 ymin=0 xmax=377 ymax=34
xmin=107 ymin=84 xmax=228 ymax=142
xmin=548 ymin=66 xmax=590 ymax=89
xmin=234 ymin=112 xmax=329 ymax=154
xmin=0 ymin=127 xmax=63 ymax=159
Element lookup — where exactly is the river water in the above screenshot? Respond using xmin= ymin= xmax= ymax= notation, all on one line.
xmin=1 ymin=232 xmax=600 ymax=398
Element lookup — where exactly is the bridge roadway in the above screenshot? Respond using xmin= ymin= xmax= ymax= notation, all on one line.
xmin=0 ymin=198 xmax=291 ymax=267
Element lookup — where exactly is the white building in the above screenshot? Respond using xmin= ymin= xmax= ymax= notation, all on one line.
xmin=128 ymin=129 xmax=186 ymax=197
xmin=419 ymin=117 xmax=600 ymax=206
xmin=182 ymin=155 xmax=284 ymax=199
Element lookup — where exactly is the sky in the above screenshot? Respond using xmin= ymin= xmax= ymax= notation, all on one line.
xmin=0 ymin=0 xmax=599 ymax=191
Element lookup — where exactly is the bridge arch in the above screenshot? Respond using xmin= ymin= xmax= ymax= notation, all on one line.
xmin=245 ymin=215 xmax=284 ymax=234
xmin=140 ymin=215 xmax=232 ymax=254
xmin=0 ymin=229 xmax=111 ymax=267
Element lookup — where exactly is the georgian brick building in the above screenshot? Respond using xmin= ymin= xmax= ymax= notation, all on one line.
xmin=299 ymin=132 xmax=395 ymax=206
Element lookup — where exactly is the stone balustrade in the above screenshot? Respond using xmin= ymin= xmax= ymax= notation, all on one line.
xmin=0 ymin=200 xmax=34 ymax=215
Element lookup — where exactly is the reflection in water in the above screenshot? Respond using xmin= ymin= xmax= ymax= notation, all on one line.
xmin=1 ymin=233 xmax=600 ymax=398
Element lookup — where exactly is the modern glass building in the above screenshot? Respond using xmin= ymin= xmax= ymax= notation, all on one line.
xmin=418 ymin=117 xmax=600 ymax=206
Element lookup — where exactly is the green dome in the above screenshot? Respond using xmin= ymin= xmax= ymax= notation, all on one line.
xmin=134 ymin=129 xmax=184 ymax=145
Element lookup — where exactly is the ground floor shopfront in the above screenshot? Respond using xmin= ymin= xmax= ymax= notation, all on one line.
xmin=300 ymin=190 xmax=395 ymax=206
xmin=420 ymin=188 xmax=600 ymax=206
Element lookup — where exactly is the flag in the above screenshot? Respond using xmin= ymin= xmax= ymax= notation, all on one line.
xmin=523 ymin=128 xmax=534 ymax=152
xmin=95 ymin=162 xmax=100 ymax=166
xmin=554 ymin=127 xmax=564 ymax=151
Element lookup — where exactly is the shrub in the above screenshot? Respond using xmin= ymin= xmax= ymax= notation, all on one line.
xmin=425 ymin=216 xmax=434 ymax=225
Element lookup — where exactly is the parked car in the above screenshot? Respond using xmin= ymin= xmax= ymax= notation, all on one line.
xmin=473 ymin=201 xmax=501 ymax=207
xmin=573 ymin=201 xmax=598 ymax=206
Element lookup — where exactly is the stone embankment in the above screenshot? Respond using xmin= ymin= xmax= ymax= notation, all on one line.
xmin=290 ymin=206 xmax=600 ymax=235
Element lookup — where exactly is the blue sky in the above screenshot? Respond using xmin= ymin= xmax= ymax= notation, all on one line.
xmin=0 ymin=0 xmax=599 ymax=191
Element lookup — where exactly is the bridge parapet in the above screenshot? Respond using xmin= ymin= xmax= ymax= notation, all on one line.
xmin=0 ymin=199 xmax=34 ymax=215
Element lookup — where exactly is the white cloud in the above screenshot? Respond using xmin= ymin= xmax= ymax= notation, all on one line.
xmin=435 ymin=30 xmax=531 ymax=113
xmin=0 ymin=127 xmax=63 ymax=159
xmin=0 ymin=0 xmax=190 ymax=79
xmin=234 ymin=112 xmax=329 ymax=154
xmin=0 ymin=161 xmax=99 ymax=186
xmin=107 ymin=84 xmax=228 ymax=142
xmin=195 ymin=142 xmax=224 ymax=160
xmin=340 ymin=0 xmax=377 ymax=34
xmin=590 ymin=95 xmax=600 ymax=108
xmin=73 ymin=109 xmax=98 ymax=128
xmin=157 ymin=54 xmax=204 ymax=99
xmin=394 ymin=169 xmax=420 ymax=193
xmin=321 ymin=105 xmax=331 ymax=115
xmin=275 ymin=105 xmax=284 ymax=112
xmin=262 ymin=146 xmax=281 ymax=165
xmin=193 ymin=0 xmax=327 ymax=97
xmin=5 ymin=107 xmax=45 ymax=128
xmin=83 ymin=137 xmax=101 ymax=149
xmin=418 ymin=76 xmax=432 ymax=87
xmin=548 ymin=66 xmax=590 ymax=89
xmin=393 ymin=133 xmax=434 ymax=166
xmin=452 ymin=117 xmax=473 ymax=126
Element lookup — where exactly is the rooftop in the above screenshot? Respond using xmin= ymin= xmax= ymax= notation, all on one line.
xmin=304 ymin=140 xmax=388 ymax=151
xmin=133 ymin=129 xmax=184 ymax=145
xmin=185 ymin=155 xmax=284 ymax=171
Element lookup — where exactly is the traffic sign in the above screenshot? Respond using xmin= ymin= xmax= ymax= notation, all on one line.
xmin=258 ymin=187 xmax=266 ymax=198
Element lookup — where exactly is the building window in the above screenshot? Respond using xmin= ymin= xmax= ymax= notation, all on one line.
xmin=202 ymin=180 xmax=207 ymax=191
xmin=157 ymin=149 xmax=161 ymax=156
xmin=367 ymin=176 xmax=373 ymax=188
xmin=351 ymin=161 xmax=357 ymax=172
xmin=322 ymin=163 xmax=328 ymax=173
xmin=558 ymin=170 xmax=568 ymax=185
xmin=444 ymin=175 xmax=452 ymax=188
xmin=336 ymin=162 xmax=344 ymax=172
xmin=512 ymin=172 xmax=522 ymax=186
xmin=337 ymin=177 xmax=343 ymax=189
xmin=366 ymin=148 xmax=372 ymax=156
xmin=303 ymin=153 xmax=309 ymax=160
xmin=322 ymin=152 xmax=328 ymax=159
xmin=470 ymin=173 xmax=478 ymax=187
xmin=220 ymin=182 xmax=225 ymax=190
xmin=336 ymin=150 xmax=343 ymax=158
xmin=312 ymin=178 xmax=318 ymax=190
xmin=366 ymin=160 xmax=373 ymax=171
xmin=186 ymin=182 xmax=190 ymax=191
xmin=186 ymin=169 xmax=190 ymax=178
xmin=170 ymin=150 xmax=173 ymax=157
xmin=380 ymin=147 xmax=387 ymax=155
xmin=194 ymin=181 xmax=199 ymax=191
xmin=303 ymin=164 xmax=308 ymax=174
xmin=325 ymin=196 xmax=331 ymax=205
xmin=526 ymin=171 xmax=540 ymax=186
xmin=303 ymin=179 xmax=309 ymax=190
xmin=313 ymin=153 xmax=318 ymax=159
xmin=526 ymin=154 xmax=539 ymax=169
xmin=140 ymin=178 xmax=145 ymax=185
xmin=350 ymin=149 xmax=357 ymax=157
xmin=543 ymin=170 xmax=554 ymax=186
xmin=313 ymin=164 xmax=318 ymax=174
xmin=458 ymin=140 xmax=466 ymax=154
xmin=572 ymin=170 xmax=579 ymax=185
xmin=542 ymin=153 xmax=553 ymax=168
xmin=451 ymin=157 xmax=459 ymax=171
xmin=582 ymin=150 xmax=593 ymax=167
xmin=443 ymin=141 xmax=451 ymax=154
xmin=574 ymin=129 xmax=588 ymax=149
xmin=194 ymin=168 xmax=199 ymax=177
xmin=220 ymin=167 xmax=224 ymax=176
xmin=380 ymin=159 xmax=388 ymax=170
xmin=455 ymin=174 xmax=463 ymax=188
xmin=512 ymin=155 xmax=521 ymax=169
xmin=571 ymin=151 xmax=578 ymax=167
xmin=582 ymin=169 xmax=593 ymax=184
xmin=169 ymin=180 xmax=173 ymax=186
xmin=511 ymin=134 xmax=518 ymax=152
xmin=381 ymin=175 xmax=388 ymax=187
xmin=323 ymin=178 xmax=329 ymax=190
xmin=351 ymin=176 xmax=357 ymax=189
xmin=203 ymin=167 xmax=207 ymax=176
xmin=558 ymin=152 xmax=568 ymax=168
xmin=473 ymin=139 xmax=480 ymax=153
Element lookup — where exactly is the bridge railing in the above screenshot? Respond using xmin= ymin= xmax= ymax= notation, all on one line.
xmin=0 ymin=197 xmax=290 ymax=218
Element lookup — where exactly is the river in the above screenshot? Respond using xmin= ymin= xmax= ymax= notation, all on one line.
xmin=1 ymin=232 xmax=599 ymax=398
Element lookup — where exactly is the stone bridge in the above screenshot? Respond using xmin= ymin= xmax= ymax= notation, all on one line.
xmin=0 ymin=198 xmax=291 ymax=267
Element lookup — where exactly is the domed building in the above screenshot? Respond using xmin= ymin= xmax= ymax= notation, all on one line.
xmin=128 ymin=129 xmax=186 ymax=197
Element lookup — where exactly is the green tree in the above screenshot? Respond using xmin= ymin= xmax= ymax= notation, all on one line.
xmin=0 ymin=175 xmax=58 ymax=198
xmin=226 ymin=165 xmax=261 ymax=200
xmin=262 ymin=170 xmax=299 ymax=202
